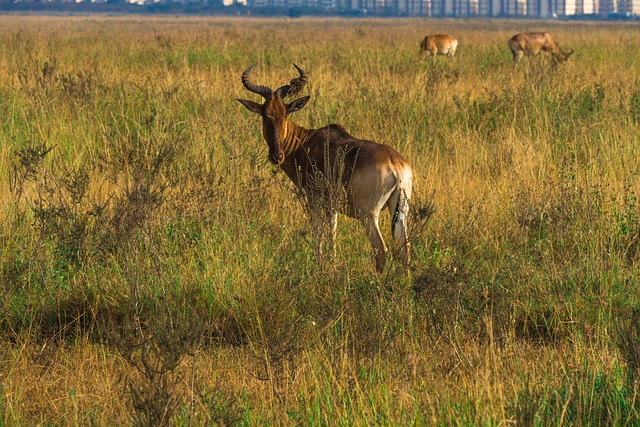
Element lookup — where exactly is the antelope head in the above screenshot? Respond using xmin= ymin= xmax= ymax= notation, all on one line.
xmin=236 ymin=64 xmax=310 ymax=165
xmin=555 ymin=47 xmax=574 ymax=62
xmin=565 ymin=48 xmax=575 ymax=60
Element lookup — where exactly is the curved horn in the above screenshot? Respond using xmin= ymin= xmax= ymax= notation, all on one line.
xmin=275 ymin=63 xmax=309 ymax=99
xmin=241 ymin=65 xmax=272 ymax=99
xmin=292 ymin=63 xmax=308 ymax=82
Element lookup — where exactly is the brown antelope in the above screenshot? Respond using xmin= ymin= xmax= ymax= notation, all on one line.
xmin=420 ymin=34 xmax=458 ymax=59
xmin=508 ymin=32 xmax=574 ymax=64
xmin=236 ymin=64 xmax=413 ymax=273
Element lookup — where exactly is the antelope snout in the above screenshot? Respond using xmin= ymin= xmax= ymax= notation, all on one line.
xmin=269 ymin=149 xmax=284 ymax=165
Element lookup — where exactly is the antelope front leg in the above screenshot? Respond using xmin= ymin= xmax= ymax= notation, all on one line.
xmin=316 ymin=210 xmax=338 ymax=263
xmin=328 ymin=210 xmax=338 ymax=259
xmin=513 ymin=50 xmax=524 ymax=64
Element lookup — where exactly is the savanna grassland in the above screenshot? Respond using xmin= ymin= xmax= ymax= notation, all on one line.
xmin=1 ymin=15 xmax=640 ymax=425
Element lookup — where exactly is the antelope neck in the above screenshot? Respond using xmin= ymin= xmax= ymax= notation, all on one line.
xmin=279 ymin=120 xmax=311 ymax=158
xmin=278 ymin=119 xmax=314 ymax=178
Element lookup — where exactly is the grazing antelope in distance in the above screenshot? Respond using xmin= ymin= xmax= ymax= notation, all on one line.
xmin=508 ymin=32 xmax=574 ymax=64
xmin=420 ymin=34 xmax=458 ymax=59
xmin=236 ymin=64 xmax=413 ymax=273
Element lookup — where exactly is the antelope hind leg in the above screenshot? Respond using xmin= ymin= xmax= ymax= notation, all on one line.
xmin=363 ymin=213 xmax=387 ymax=274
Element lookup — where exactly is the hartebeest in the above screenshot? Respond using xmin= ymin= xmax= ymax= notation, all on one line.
xmin=508 ymin=32 xmax=574 ymax=63
xmin=236 ymin=64 xmax=413 ymax=273
xmin=420 ymin=34 xmax=458 ymax=59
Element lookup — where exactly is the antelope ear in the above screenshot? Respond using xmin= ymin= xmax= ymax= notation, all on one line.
xmin=566 ymin=48 xmax=574 ymax=57
xmin=236 ymin=98 xmax=262 ymax=114
xmin=286 ymin=96 xmax=310 ymax=114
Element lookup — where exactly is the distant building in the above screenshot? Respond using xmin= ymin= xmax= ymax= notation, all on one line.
xmin=5 ymin=0 xmax=638 ymax=18
xmin=244 ymin=0 xmax=639 ymax=16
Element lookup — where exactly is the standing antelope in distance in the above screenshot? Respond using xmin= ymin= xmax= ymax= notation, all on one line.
xmin=236 ymin=64 xmax=413 ymax=273
xmin=508 ymin=32 xmax=574 ymax=64
xmin=420 ymin=34 xmax=458 ymax=59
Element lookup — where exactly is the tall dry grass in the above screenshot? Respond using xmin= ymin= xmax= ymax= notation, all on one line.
xmin=0 ymin=15 xmax=640 ymax=425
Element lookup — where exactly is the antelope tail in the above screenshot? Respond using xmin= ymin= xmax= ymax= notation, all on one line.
xmin=391 ymin=188 xmax=409 ymax=249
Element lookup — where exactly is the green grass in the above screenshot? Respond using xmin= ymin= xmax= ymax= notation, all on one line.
xmin=1 ymin=15 xmax=640 ymax=425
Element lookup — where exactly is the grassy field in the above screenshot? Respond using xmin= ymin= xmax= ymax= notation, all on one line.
xmin=1 ymin=14 xmax=640 ymax=425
